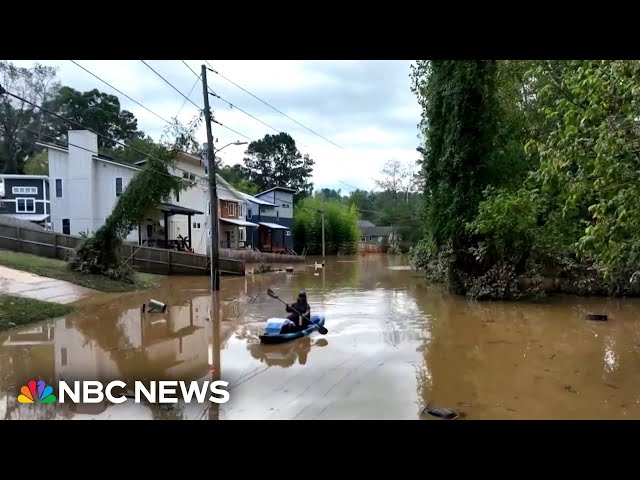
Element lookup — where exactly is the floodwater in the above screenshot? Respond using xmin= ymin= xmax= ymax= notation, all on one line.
xmin=2 ymin=254 xmax=640 ymax=420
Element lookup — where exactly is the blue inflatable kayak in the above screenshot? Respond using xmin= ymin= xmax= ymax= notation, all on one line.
xmin=259 ymin=315 xmax=326 ymax=344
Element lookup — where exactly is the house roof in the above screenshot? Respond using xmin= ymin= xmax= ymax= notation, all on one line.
xmin=258 ymin=221 xmax=289 ymax=230
xmin=157 ymin=203 xmax=203 ymax=216
xmin=0 ymin=174 xmax=49 ymax=181
xmin=0 ymin=214 xmax=47 ymax=231
xmin=256 ymin=186 xmax=298 ymax=196
xmin=35 ymin=141 xmax=143 ymax=171
xmin=361 ymin=226 xmax=394 ymax=236
xmin=0 ymin=213 xmax=50 ymax=222
xmin=221 ymin=218 xmax=260 ymax=227
xmin=358 ymin=220 xmax=375 ymax=228
xmin=237 ymin=191 xmax=276 ymax=206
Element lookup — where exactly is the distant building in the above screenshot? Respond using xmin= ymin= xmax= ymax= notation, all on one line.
xmin=0 ymin=174 xmax=51 ymax=228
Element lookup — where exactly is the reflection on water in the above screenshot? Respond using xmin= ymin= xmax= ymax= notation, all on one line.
xmin=3 ymin=254 xmax=640 ymax=419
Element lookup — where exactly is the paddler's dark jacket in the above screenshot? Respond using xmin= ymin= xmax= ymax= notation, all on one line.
xmin=286 ymin=300 xmax=310 ymax=318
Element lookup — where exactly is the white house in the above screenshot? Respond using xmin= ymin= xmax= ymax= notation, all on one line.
xmin=37 ymin=130 xmax=237 ymax=255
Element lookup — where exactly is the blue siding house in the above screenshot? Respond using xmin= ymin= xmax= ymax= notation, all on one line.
xmin=237 ymin=186 xmax=296 ymax=253
xmin=0 ymin=174 xmax=51 ymax=228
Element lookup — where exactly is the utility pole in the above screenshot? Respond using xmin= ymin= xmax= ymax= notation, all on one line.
xmin=321 ymin=195 xmax=325 ymax=267
xmin=202 ymin=65 xmax=220 ymax=291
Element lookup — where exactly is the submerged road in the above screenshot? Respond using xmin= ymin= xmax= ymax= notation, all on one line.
xmin=2 ymin=255 xmax=640 ymax=420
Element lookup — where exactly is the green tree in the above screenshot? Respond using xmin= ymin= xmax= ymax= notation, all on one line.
xmin=23 ymin=149 xmax=48 ymax=175
xmin=411 ymin=60 xmax=501 ymax=250
xmin=0 ymin=61 xmax=60 ymax=173
xmin=43 ymin=86 xmax=142 ymax=150
xmin=241 ymin=133 xmax=314 ymax=197
xmin=293 ymin=195 xmax=359 ymax=255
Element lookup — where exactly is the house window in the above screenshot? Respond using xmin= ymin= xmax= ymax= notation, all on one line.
xmin=208 ymin=201 xmax=211 ymax=215
xmin=115 ymin=177 xmax=123 ymax=196
xmin=62 ymin=219 xmax=70 ymax=235
xmin=285 ymin=230 xmax=291 ymax=236
xmin=176 ymin=191 xmax=180 ymax=203
xmin=282 ymin=203 xmax=289 ymax=208
xmin=12 ymin=186 xmax=38 ymax=195
xmin=227 ymin=203 xmax=237 ymax=217
xmin=260 ymin=208 xmax=266 ymax=214
xmin=247 ymin=208 xmax=252 ymax=219
xmin=55 ymin=179 xmax=62 ymax=198
xmin=276 ymin=210 xmax=279 ymax=220
xmin=360 ymin=236 xmax=366 ymax=242
xmin=61 ymin=348 xmax=68 ymax=367
xmin=16 ymin=198 xmax=36 ymax=213
xmin=239 ymin=227 xmax=246 ymax=242
xmin=146 ymin=224 xmax=153 ymax=238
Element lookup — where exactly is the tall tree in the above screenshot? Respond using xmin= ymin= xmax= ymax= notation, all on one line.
xmin=43 ymin=86 xmax=142 ymax=150
xmin=0 ymin=61 xmax=60 ymax=173
xmin=241 ymin=132 xmax=314 ymax=196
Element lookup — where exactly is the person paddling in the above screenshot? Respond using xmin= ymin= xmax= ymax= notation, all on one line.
xmin=285 ymin=290 xmax=311 ymax=331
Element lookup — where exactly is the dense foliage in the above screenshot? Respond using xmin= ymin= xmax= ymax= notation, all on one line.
xmin=411 ymin=59 xmax=640 ymax=299
xmin=293 ymin=195 xmax=360 ymax=255
xmin=240 ymin=132 xmax=315 ymax=197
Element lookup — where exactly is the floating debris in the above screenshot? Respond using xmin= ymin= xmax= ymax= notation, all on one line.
xmin=285 ymin=266 xmax=294 ymax=272
xmin=422 ymin=403 xmax=459 ymax=419
xmin=586 ymin=313 xmax=608 ymax=321
xmin=143 ymin=299 xmax=167 ymax=313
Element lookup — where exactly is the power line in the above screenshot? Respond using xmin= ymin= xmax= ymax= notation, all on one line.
xmin=204 ymin=60 xmax=344 ymax=150
xmin=66 ymin=61 xmax=249 ymax=149
xmin=182 ymin=61 xmax=273 ymax=144
xmin=181 ymin=60 xmax=255 ymax=143
xmin=19 ymin=125 xmax=199 ymax=187
xmin=140 ymin=60 xmax=201 ymax=111
xmin=3 ymin=87 xmax=206 ymax=182
xmin=70 ymin=60 xmax=172 ymax=125
xmin=176 ymin=75 xmax=201 ymax=119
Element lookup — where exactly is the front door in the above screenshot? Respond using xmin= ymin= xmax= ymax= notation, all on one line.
xmin=260 ymin=227 xmax=272 ymax=252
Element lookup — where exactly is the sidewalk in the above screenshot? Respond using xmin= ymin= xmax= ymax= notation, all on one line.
xmin=0 ymin=265 xmax=97 ymax=304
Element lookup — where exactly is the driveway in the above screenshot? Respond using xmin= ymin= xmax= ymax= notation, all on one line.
xmin=0 ymin=265 xmax=96 ymax=304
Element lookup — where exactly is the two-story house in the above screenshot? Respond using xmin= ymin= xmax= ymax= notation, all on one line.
xmin=237 ymin=186 xmax=295 ymax=253
xmin=38 ymin=130 xmax=211 ymax=254
xmin=212 ymin=175 xmax=257 ymax=251
xmin=37 ymin=129 xmax=267 ymax=256
xmin=0 ymin=174 xmax=51 ymax=229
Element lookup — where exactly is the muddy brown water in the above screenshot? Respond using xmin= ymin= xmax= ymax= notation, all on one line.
xmin=2 ymin=254 xmax=640 ymax=420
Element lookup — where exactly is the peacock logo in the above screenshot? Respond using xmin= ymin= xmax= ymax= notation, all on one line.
xmin=18 ymin=380 xmax=57 ymax=404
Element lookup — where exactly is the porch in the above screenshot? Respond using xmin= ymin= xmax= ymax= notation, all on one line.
xmin=257 ymin=222 xmax=289 ymax=253
xmin=138 ymin=203 xmax=204 ymax=252
xmin=220 ymin=218 xmax=259 ymax=249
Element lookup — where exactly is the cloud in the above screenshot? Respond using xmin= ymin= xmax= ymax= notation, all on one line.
xmin=8 ymin=59 xmax=422 ymax=192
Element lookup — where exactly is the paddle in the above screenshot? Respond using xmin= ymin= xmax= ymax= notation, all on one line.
xmin=267 ymin=288 xmax=328 ymax=335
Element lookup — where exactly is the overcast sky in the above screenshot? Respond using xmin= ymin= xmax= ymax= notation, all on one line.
xmin=10 ymin=60 xmax=422 ymax=193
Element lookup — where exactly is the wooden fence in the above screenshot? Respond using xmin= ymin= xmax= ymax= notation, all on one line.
xmin=0 ymin=225 xmax=245 ymax=276
xmin=219 ymin=247 xmax=306 ymax=264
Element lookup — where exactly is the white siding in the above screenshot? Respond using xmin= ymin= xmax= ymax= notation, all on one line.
xmin=93 ymin=160 xmax=139 ymax=242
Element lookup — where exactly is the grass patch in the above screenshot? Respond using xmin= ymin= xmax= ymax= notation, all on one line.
xmin=0 ymin=250 xmax=164 ymax=292
xmin=0 ymin=294 xmax=73 ymax=332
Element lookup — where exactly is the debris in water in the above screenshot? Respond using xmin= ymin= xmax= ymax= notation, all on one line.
xmin=564 ymin=385 xmax=577 ymax=394
xmin=145 ymin=299 xmax=167 ymax=313
xmin=285 ymin=266 xmax=294 ymax=272
xmin=457 ymin=402 xmax=472 ymax=408
xmin=604 ymin=383 xmax=620 ymax=390
xmin=586 ymin=313 xmax=608 ymax=321
xmin=422 ymin=403 xmax=459 ymax=419
xmin=549 ymin=354 xmax=556 ymax=360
